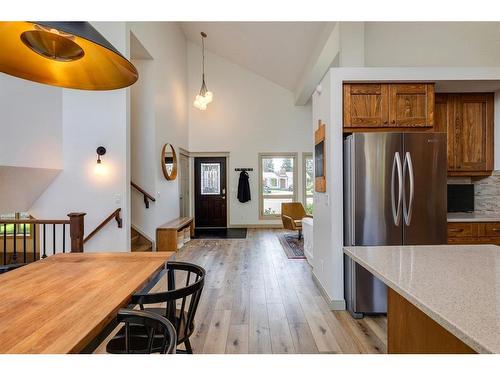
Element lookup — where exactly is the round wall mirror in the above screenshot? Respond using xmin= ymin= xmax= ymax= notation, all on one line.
xmin=161 ymin=143 xmax=177 ymax=180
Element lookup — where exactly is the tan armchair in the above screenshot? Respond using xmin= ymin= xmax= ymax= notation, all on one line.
xmin=281 ymin=202 xmax=312 ymax=240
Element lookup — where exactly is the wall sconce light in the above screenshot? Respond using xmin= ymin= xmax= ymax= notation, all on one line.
xmin=94 ymin=146 xmax=107 ymax=176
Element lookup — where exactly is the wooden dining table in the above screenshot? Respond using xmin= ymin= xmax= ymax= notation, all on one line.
xmin=0 ymin=252 xmax=174 ymax=354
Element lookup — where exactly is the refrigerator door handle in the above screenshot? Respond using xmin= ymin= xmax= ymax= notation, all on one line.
xmin=403 ymin=151 xmax=415 ymax=226
xmin=391 ymin=152 xmax=403 ymax=225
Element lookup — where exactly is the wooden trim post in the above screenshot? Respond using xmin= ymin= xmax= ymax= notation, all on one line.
xmin=68 ymin=213 xmax=86 ymax=253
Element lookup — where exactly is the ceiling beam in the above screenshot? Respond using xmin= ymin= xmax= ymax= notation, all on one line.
xmin=294 ymin=22 xmax=340 ymax=105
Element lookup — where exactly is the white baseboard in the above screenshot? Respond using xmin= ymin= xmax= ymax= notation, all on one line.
xmin=312 ymin=272 xmax=346 ymax=311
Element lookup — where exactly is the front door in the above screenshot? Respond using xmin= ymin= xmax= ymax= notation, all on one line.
xmin=194 ymin=157 xmax=227 ymax=228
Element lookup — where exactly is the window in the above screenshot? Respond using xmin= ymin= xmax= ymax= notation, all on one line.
xmin=259 ymin=153 xmax=297 ymax=219
xmin=0 ymin=212 xmax=32 ymax=236
xmin=303 ymin=153 xmax=314 ymax=215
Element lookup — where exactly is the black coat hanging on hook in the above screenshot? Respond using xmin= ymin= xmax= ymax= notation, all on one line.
xmin=237 ymin=171 xmax=251 ymax=203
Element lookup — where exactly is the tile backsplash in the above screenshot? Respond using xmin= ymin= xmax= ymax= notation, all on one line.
xmin=474 ymin=171 xmax=500 ymax=214
xmin=448 ymin=171 xmax=500 ymax=214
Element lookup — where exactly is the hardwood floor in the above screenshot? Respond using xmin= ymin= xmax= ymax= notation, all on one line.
xmin=95 ymin=229 xmax=386 ymax=354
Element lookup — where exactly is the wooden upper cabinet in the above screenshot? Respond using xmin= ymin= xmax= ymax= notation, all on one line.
xmin=388 ymin=84 xmax=434 ymax=127
xmin=455 ymin=94 xmax=494 ymax=173
xmin=434 ymin=93 xmax=494 ymax=176
xmin=343 ymin=83 xmax=434 ymax=130
xmin=343 ymin=83 xmax=389 ymax=128
xmin=434 ymin=94 xmax=455 ymax=169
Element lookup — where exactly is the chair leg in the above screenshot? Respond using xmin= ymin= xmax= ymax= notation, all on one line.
xmin=298 ymin=230 xmax=302 ymax=240
xmin=184 ymin=338 xmax=193 ymax=354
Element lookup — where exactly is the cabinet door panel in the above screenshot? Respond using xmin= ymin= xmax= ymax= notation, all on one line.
xmin=482 ymin=223 xmax=500 ymax=237
xmin=344 ymin=84 xmax=389 ymax=127
xmin=434 ymin=94 xmax=454 ymax=169
xmin=389 ymin=84 xmax=434 ymax=127
xmin=455 ymin=94 xmax=493 ymax=172
xmin=447 ymin=222 xmax=477 ymax=238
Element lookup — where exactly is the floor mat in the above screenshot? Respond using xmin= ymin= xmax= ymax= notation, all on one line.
xmin=278 ymin=232 xmax=306 ymax=259
xmin=194 ymin=228 xmax=247 ymax=239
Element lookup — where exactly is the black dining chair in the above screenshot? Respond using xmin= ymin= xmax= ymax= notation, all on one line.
xmin=106 ymin=261 xmax=205 ymax=354
xmin=110 ymin=308 xmax=177 ymax=354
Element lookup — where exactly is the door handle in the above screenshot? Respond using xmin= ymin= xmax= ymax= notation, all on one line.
xmin=391 ymin=152 xmax=403 ymax=226
xmin=403 ymin=152 xmax=414 ymax=226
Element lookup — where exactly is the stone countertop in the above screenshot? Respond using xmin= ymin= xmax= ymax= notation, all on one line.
xmin=343 ymin=244 xmax=500 ymax=354
xmin=447 ymin=212 xmax=500 ymax=222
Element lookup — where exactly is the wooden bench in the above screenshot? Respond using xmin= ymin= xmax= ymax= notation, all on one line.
xmin=156 ymin=217 xmax=194 ymax=252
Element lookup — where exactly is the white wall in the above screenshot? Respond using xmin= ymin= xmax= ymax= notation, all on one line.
xmin=311 ymin=71 xmax=343 ymax=308
xmin=30 ymin=22 xmax=130 ymax=252
xmin=0 ymin=74 xmax=63 ymax=213
xmin=130 ymin=57 xmax=157 ymax=239
xmin=187 ymin=41 xmax=312 ymax=226
xmin=339 ymin=22 xmax=364 ymax=67
xmin=128 ymin=22 xmax=188 ymax=240
xmin=0 ymin=74 xmax=62 ymax=170
xmin=365 ymin=22 xmax=500 ymax=67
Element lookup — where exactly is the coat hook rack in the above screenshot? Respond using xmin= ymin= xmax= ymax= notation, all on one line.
xmin=235 ymin=168 xmax=253 ymax=172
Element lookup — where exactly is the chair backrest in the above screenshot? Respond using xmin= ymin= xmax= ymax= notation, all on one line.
xmin=281 ymin=202 xmax=306 ymax=220
xmin=116 ymin=308 xmax=177 ymax=354
xmin=132 ymin=261 xmax=206 ymax=342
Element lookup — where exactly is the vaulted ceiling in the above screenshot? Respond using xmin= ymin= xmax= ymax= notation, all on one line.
xmin=180 ymin=22 xmax=331 ymax=92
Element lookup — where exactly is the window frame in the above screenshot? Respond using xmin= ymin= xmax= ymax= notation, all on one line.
xmin=0 ymin=213 xmax=33 ymax=238
xmin=302 ymin=152 xmax=314 ymax=215
xmin=258 ymin=152 xmax=298 ymax=220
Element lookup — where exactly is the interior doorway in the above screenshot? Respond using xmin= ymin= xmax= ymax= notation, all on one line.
xmin=194 ymin=157 xmax=227 ymax=228
xmin=129 ymin=31 xmax=155 ymax=252
xmin=179 ymin=152 xmax=190 ymax=218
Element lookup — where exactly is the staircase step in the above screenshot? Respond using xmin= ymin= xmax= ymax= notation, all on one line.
xmin=131 ymin=243 xmax=152 ymax=252
xmin=131 ymin=234 xmax=139 ymax=243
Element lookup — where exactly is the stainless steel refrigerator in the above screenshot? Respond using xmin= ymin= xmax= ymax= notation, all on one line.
xmin=343 ymin=132 xmax=447 ymax=318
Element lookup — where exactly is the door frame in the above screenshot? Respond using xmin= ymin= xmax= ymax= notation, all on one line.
xmin=185 ymin=151 xmax=230 ymax=228
xmin=178 ymin=148 xmax=191 ymax=218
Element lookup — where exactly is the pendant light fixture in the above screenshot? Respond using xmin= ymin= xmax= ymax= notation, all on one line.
xmin=0 ymin=22 xmax=138 ymax=90
xmin=193 ymin=32 xmax=213 ymax=110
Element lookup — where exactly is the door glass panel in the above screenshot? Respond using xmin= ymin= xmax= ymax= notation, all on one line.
xmin=200 ymin=163 xmax=220 ymax=195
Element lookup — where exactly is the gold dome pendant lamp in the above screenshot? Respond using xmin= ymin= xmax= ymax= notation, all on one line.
xmin=193 ymin=32 xmax=213 ymax=110
xmin=0 ymin=21 xmax=138 ymax=90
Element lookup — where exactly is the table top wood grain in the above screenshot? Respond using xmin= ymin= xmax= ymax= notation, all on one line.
xmin=0 ymin=252 xmax=173 ymax=353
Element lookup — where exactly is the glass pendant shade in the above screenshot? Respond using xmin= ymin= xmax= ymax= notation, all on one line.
xmin=193 ymin=32 xmax=212 ymax=110
xmin=0 ymin=21 xmax=138 ymax=90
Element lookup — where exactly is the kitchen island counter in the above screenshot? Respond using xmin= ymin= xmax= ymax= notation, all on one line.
xmin=343 ymin=244 xmax=500 ymax=354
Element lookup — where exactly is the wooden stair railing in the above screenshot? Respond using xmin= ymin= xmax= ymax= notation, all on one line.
xmin=131 ymin=181 xmax=156 ymax=208
xmin=0 ymin=212 xmax=85 ymax=271
xmin=83 ymin=208 xmax=122 ymax=244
